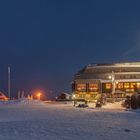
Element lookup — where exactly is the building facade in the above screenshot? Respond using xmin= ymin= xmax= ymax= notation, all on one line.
xmin=72 ymin=62 xmax=140 ymax=101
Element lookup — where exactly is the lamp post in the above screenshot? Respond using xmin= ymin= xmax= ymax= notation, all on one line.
xmin=8 ymin=66 xmax=11 ymax=99
xmin=109 ymin=71 xmax=115 ymax=103
xmin=72 ymin=94 xmax=76 ymax=106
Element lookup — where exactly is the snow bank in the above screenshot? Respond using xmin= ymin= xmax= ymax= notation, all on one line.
xmin=0 ymin=99 xmax=45 ymax=106
xmin=77 ymin=102 xmax=124 ymax=110
xmin=87 ymin=102 xmax=96 ymax=108
xmin=102 ymin=102 xmax=124 ymax=109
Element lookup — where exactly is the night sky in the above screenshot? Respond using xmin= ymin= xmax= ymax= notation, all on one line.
xmin=0 ymin=0 xmax=140 ymax=98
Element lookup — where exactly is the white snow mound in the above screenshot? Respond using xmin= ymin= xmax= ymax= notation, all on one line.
xmin=0 ymin=99 xmax=45 ymax=105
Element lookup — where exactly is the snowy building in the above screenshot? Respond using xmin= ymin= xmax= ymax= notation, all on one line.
xmin=72 ymin=62 xmax=140 ymax=101
xmin=56 ymin=92 xmax=72 ymax=101
xmin=0 ymin=91 xmax=8 ymax=101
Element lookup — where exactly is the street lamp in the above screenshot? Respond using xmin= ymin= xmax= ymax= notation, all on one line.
xmin=72 ymin=94 xmax=76 ymax=106
xmin=37 ymin=92 xmax=41 ymax=100
xmin=108 ymin=75 xmax=112 ymax=80
xmin=109 ymin=71 xmax=115 ymax=103
xmin=72 ymin=94 xmax=76 ymax=99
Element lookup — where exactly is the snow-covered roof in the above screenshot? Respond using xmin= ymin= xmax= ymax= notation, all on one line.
xmin=0 ymin=91 xmax=8 ymax=100
xmin=88 ymin=62 xmax=140 ymax=68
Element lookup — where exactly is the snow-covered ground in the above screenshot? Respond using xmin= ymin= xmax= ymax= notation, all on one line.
xmin=0 ymin=100 xmax=140 ymax=140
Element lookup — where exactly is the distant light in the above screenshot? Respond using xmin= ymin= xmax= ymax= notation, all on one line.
xmin=72 ymin=94 xmax=76 ymax=99
xmin=36 ymin=92 xmax=42 ymax=100
xmin=108 ymin=75 xmax=112 ymax=79
xmin=37 ymin=93 xmax=41 ymax=97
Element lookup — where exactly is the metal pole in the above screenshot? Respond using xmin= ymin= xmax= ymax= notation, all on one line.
xmin=18 ymin=91 xmax=20 ymax=99
xmin=112 ymin=71 xmax=115 ymax=103
xmin=8 ymin=66 xmax=11 ymax=99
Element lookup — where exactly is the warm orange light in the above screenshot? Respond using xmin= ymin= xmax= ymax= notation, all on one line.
xmin=37 ymin=93 xmax=41 ymax=97
xmin=37 ymin=92 xmax=42 ymax=100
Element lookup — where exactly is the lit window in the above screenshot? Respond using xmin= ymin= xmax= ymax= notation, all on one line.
xmin=118 ymin=83 xmax=123 ymax=89
xmin=130 ymin=83 xmax=136 ymax=88
xmin=137 ymin=83 xmax=140 ymax=88
xmin=106 ymin=83 xmax=112 ymax=89
xmin=89 ymin=84 xmax=98 ymax=91
xmin=90 ymin=94 xmax=96 ymax=98
xmin=79 ymin=94 xmax=85 ymax=98
xmin=77 ymin=84 xmax=86 ymax=91
xmin=124 ymin=83 xmax=130 ymax=88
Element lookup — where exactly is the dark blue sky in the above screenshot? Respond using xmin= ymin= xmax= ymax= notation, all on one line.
xmin=0 ymin=0 xmax=140 ymax=98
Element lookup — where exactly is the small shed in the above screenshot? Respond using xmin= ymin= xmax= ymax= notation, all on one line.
xmin=56 ymin=92 xmax=72 ymax=101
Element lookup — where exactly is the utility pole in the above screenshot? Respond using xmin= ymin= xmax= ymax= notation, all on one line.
xmin=18 ymin=91 xmax=21 ymax=99
xmin=8 ymin=66 xmax=11 ymax=99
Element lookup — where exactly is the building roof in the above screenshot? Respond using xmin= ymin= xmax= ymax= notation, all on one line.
xmin=88 ymin=62 xmax=140 ymax=68
xmin=74 ymin=62 xmax=140 ymax=80
xmin=77 ymin=62 xmax=140 ymax=74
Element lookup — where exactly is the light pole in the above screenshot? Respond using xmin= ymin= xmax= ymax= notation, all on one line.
xmin=8 ymin=66 xmax=11 ymax=99
xmin=111 ymin=71 xmax=116 ymax=103
xmin=72 ymin=94 xmax=76 ymax=106
xmin=109 ymin=71 xmax=115 ymax=103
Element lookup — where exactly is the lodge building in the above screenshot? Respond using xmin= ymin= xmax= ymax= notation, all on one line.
xmin=72 ymin=62 xmax=140 ymax=101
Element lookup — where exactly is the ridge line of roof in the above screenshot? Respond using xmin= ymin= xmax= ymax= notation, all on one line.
xmin=87 ymin=62 xmax=140 ymax=67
